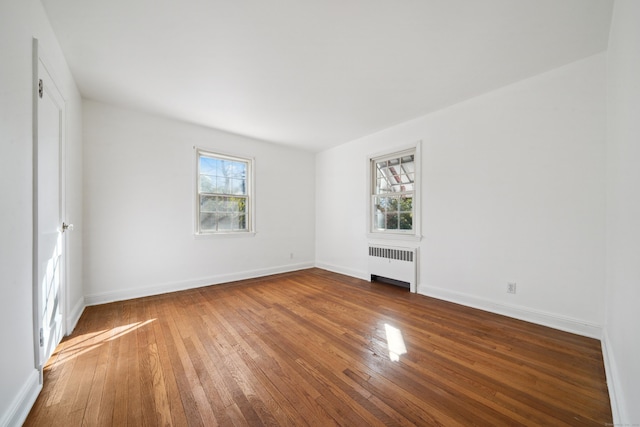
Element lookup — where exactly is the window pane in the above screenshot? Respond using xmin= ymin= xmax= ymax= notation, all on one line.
xmin=199 ymin=174 xmax=215 ymax=193
xmin=214 ymin=175 xmax=226 ymax=193
xmin=374 ymin=196 xmax=389 ymax=212
xmin=399 ymin=196 xmax=412 ymax=212
xmin=227 ymin=162 xmax=246 ymax=178
xmin=199 ymin=157 xmax=220 ymax=175
xmin=200 ymin=195 xmax=219 ymax=212
xmin=385 ymin=213 xmax=398 ymax=230
xmin=399 ymin=213 xmax=412 ymax=230
xmin=229 ymin=197 xmax=247 ymax=214
xmin=199 ymin=213 xmax=217 ymax=231
xmin=216 ymin=214 xmax=234 ymax=231
xmin=228 ymin=178 xmax=246 ymax=195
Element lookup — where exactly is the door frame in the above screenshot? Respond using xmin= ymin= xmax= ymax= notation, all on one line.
xmin=32 ymin=38 xmax=68 ymax=380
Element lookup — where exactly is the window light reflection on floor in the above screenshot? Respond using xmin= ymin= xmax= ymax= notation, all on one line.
xmin=384 ymin=323 xmax=407 ymax=362
xmin=49 ymin=319 xmax=156 ymax=367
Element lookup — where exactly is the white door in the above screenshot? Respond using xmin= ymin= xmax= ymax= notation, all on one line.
xmin=34 ymin=43 xmax=66 ymax=376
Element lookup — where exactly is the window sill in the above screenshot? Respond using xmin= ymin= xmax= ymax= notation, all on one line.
xmin=367 ymin=232 xmax=422 ymax=243
xmin=194 ymin=231 xmax=256 ymax=239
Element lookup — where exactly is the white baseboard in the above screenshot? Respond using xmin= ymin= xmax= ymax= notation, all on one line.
xmin=0 ymin=369 xmax=41 ymax=427
xmin=314 ymin=262 xmax=368 ymax=281
xmin=84 ymin=262 xmax=315 ymax=306
xmin=66 ymin=296 xmax=85 ymax=335
xmin=601 ymin=329 xmax=623 ymax=424
xmin=420 ymin=284 xmax=602 ymax=339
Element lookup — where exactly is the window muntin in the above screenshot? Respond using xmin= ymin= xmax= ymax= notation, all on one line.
xmin=197 ymin=150 xmax=252 ymax=234
xmin=371 ymin=150 xmax=415 ymax=234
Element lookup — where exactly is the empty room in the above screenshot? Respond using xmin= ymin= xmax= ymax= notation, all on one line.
xmin=1 ymin=0 xmax=639 ymax=425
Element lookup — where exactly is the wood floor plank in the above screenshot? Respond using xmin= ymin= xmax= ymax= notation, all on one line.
xmin=25 ymin=268 xmax=612 ymax=426
xmin=164 ymin=299 xmax=219 ymax=426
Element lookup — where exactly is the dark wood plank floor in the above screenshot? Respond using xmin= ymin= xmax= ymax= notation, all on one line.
xmin=25 ymin=268 xmax=612 ymax=426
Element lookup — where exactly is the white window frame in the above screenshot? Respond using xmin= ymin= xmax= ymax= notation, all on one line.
xmin=367 ymin=141 xmax=421 ymax=242
xmin=194 ymin=148 xmax=255 ymax=237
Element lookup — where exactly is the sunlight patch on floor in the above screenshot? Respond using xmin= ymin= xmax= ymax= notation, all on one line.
xmin=49 ymin=319 xmax=156 ymax=367
xmin=384 ymin=323 xmax=407 ymax=362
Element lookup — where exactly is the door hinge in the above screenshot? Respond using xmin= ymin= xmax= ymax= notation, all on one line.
xmin=39 ymin=328 xmax=44 ymax=347
xmin=38 ymin=79 xmax=43 ymax=98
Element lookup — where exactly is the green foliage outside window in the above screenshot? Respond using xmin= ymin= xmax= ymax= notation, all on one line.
xmin=374 ymin=196 xmax=413 ymax=231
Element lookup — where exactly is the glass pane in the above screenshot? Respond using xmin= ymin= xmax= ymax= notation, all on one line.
xmin=200 ymin=195 xmax=219 ymax=212
xmin=199 ymin=175 xmax=215 ymax=193
xmin=229 ymin=178 xmax=246 ymax=195
xmin=227 ymin=161 xmax=246 ymax=178
xmin=385 ymin=213 xmax=398 ymax=230
xmin=215 ymin=177 xmax=225 ymax=194
xmin=399 ymin=213 xmax=413 ymax=230
xmin=399 ymin=196 xmax=412 ymax=212
xmin=231 ymin=197 xmax=247 ymax=214
xmin=389 ymin=198 xmax=399 ymax=210
xmin=373 ymin=209 xmax=384 ymax=230
xmin=200 ymin=212 xmax=217 ymax=231
xmin=374 ymin=196 xmax=389 ymax=212
xmin=403 ymin=182 xmax=414 ymax=192
xmin=216 ymin=213 xmax=233 ymax=231
xmin=220 ymin=160 xmax=246 ymax=179
xmin=199 ymin=156 xmax=220 ymax=175
xmin=376 ymin=160 xmax=388 ymax=170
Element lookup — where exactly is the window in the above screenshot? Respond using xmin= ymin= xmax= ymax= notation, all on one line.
xmin=196 ymin=149 xmax=253 ymax=234
xmin=370 ymin=146 xmax=419 ymax=237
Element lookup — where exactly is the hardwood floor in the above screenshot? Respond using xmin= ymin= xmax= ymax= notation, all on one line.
xmin=25 ymin=268 xmax=612 ymax=426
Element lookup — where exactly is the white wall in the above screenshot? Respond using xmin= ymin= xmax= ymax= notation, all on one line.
xmin=317 ymin=53 xmax=607 ymax=337
xmin=604 ymin=0 xmax=640 ymax=424
xmin=0 ymin=1 xmax=83 ymax=426
xmin=82 ymin=100 xmax=315 ymax=303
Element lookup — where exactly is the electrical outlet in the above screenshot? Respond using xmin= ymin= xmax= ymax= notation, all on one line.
xmin=290 ymin=252 xmax=294 ymax=259
xmin=507 ymin=282 xmax=517 ymax=294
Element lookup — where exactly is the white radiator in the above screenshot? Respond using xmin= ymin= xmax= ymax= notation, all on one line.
xmin=368 ymin=245 xmax=417 ymax=293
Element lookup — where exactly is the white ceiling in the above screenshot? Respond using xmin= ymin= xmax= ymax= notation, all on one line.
xmin=41 ymin=0 xmax=613 ymax=152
